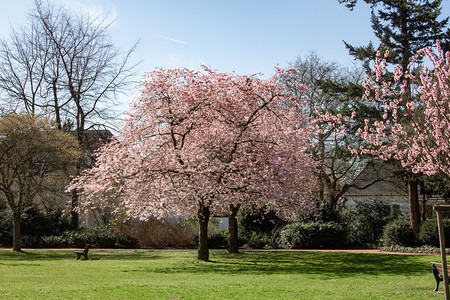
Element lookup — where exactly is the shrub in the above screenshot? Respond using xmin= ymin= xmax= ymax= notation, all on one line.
xmin=294 ymin=197 xmax=346 ymax=223
xmin=419 ymin=218 xmax=450 ymax=247
xmin=0 ymin=205 xmax=71 ymax=247
xmin=243 ymin=233 xmax=278 ymax=249
xmin=206 ymin=232 xmax=228 ymax=249
xmin=238 ymin=206 xmax=285 ymax=249
xmin=0 ymin=202 xmax=12 ymax=246
xmin=41 ymin=235 xmax=67 ymax=248
xmin=278 ymin=221 xmax=347 ymax=249
xmin=21 ymin=206 xmax=72 ymax=238
xmin=21 ymin=235 xmax=43 ymax=248
xmin=41 ymin=224 xmax=138 ymax=248
xmin=382 ymin=245 xmax=444 ymax=254
xmin=238 ymin=207 xmax=284 ymax=238
xmin=382 ymin=218 xmax=416 ymax=247
xmin=0 ymin=232 xmax=12 ymax=247
xmin=116 ymin=235 xmax=140 ymax=248
xmin=344 ymin=200 xmax=393 ymax=246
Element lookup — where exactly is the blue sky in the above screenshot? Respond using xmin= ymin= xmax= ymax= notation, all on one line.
xmin=0 ymin=0 xmax=449 ymax=103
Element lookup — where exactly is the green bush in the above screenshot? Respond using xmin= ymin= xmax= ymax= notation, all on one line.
xmin=344 ymin=200 xmax=393 ymax=246
xmin=383 ymin=245 xmax=445 ymax=254
xmin=207 ymin=232 xmax=228 ymax=249
xmin=116 ymin=235 xmax=140 ymax=248
xmin=294 ymin=197 xmax=346 ymax=223
xmin=237 ymin=206 xmax=285 ymax=249
xmin=21 ymin=207 xmax=72 ymax=238
xmin=238 ymin=207 xmax=284 ymax=237
xmin=278 ymin=221 xmax=347 ymax=249
xmin=382 ymin=218 xmax=416 ymax=247
xmin=41 ymin=235 xmax=67 ymax=248
xmin=419 ymin=218 xmax=450 ymax=247
xmin=242 ymin=233 xmax=278 ymax=249
xmin=194 ymin=231 xmax=228 ymax=249
xmin=0 ymin=205 xmax=71 ymax=247
xmin=0 ymin=202 xmax=12 ymax=246
xmin=41 ymin=224 xmax=138 ymax=248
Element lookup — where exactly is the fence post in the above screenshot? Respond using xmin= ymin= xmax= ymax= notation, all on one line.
xmin=435 ymin=205 xmax=450 ymax=300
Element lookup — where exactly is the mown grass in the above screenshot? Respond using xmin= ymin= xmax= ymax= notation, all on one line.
xmin=0 ymin=249 xmax=444 ymax=299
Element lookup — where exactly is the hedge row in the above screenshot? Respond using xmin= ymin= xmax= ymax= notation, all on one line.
xmin=23 ymin=225 xmax=138 ymax=248
xmin=383 ymin=218 xmax=450 ymax=247
xmin=42 ymin=227 xmax=138 ymax=248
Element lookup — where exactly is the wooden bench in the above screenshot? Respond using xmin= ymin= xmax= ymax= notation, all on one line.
xmin=431 ymin=262 xmax=450 ymax=291
xmin=74 ymin=244 xmax=90 ymax=260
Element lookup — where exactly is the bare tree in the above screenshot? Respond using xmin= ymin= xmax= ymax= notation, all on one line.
xmin=0 ymin=0 xmax=139 ymax=228
xmin=282 ymin=53 xmax=394 ymax=220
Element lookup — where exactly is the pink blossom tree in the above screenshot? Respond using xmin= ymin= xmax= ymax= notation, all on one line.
xmin=320 ymin=41 xmax=450 ymax=236
xmin=69 ymin=67 xmax=315 ymax=260
xmin=355 ymin=43 xmax=450 ymax=180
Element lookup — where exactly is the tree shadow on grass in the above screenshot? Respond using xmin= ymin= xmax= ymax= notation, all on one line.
xmin=0 ymin=249 xmax=163 ymax=261
xmin=90 ymin=250 xmax=163 ymax=261
xmin=0 ymin=249 xmax=437 ymax=279
xmin=152 ymin=251 xmax=434 ymax=278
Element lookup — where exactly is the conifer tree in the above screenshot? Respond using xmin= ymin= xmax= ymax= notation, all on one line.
xmin=340 ymin=0 xmax=450 ymax=72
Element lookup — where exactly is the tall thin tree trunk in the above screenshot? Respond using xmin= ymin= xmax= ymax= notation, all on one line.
xmin=409 ymin=180 xmax=420 ymax=240
xmin=228 ymin=204 xmax=240 ymax=254
xmin=12 ymin=212 xmax=22 ymax=252
xmin=52 ymin=79 xmax=62 ymax=130
xmin=197 ymin=204 xmax=210 ymax=261
xmin=71 ymin=116 xmax=85 ymax=230
xmin=421 ymin=182 xmax=427 ymax=221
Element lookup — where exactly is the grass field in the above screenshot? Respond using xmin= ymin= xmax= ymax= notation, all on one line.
xmin=0 ymin=249 xmax=445 ymax=299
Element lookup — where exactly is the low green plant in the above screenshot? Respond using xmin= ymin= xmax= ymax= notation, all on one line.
xmin=344 ymin=200 xmax=393 ymax=246
xmin=238 ymin=207 xmax=284 ymax=236
xmin=193 ymin=231 xmax=228 ymax=249
xmin=0 ymin=205 xmax=71 ymax=247
xmin=242 ymin=233 xmax=278 ymax=249
xmin=42 ymin=224 xmax=137 ymax=248
xmin=382 ymin=245 xmax=446 ymax=254
xmin=278 ymin=221 xmax=347 ymax=249
xmin=419 ymin=218 xmax=450 ymax=247
xmin=383 ymin=218 xmax=416 ymax=247
xmin=238 ymin=206 xmax=285 ymax=249
xmin=207 ymin=231 xmax=228 ymax=249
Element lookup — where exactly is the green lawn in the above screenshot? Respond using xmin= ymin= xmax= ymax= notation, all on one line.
xmin=0 ymin=249 xmax=444 ymax=299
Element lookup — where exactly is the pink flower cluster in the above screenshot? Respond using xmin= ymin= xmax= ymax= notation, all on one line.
xmin=319 ymin=41 xmax=450 ymax=180
xmin=68 ymin=67 xmax=317 ymax=220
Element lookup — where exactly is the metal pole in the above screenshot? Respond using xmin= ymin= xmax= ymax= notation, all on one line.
xmin=436 ymin=209 xmax=449 ymax=299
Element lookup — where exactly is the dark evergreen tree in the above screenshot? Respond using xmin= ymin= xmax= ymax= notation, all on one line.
xmin=339 ymin=0 xmax=450 ymax=73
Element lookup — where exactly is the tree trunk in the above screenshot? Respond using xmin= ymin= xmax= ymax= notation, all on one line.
xmin=197 ymin=204 xmax=210 ymax=261
xmin=409 ymin=180 xmax=420 ymax=240
xmin=52 ymin=79 xmax=62 ymax=130
xmin=12 ymin=213 xmax=22 ymax=252
xmin=71 ymin=119 xmax=85 ymax=230
xmin=421 ymin=182 xmax=427 ymax=221
xmin=228 ymin=204 xmax=240 ymax=254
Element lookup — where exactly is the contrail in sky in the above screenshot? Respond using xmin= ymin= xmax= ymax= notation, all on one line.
xmin=160 ymin=36 xmax=187 ymax=44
